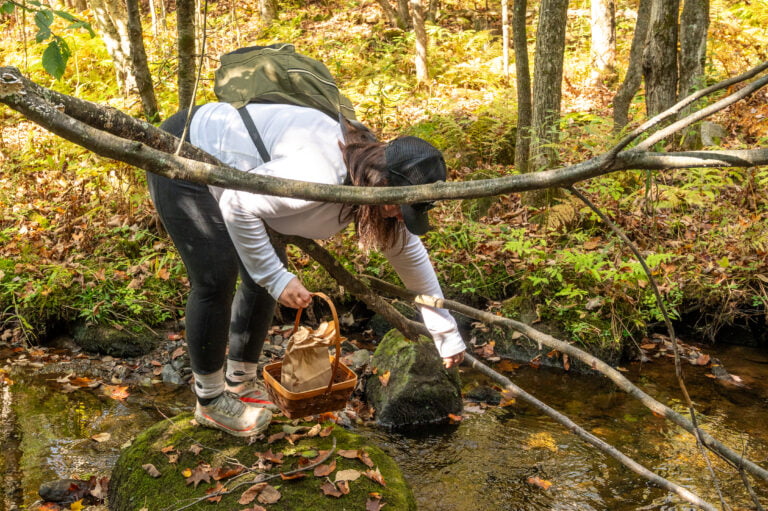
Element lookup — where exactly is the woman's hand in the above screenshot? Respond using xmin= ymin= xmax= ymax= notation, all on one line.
xmin=442 ymin=351 xmax=465 ymax=369
xmin=278 ymin=277 xmax=313 ymax=309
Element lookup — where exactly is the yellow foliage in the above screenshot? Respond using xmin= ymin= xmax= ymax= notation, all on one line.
xmin=524 ymin=432 xmax=558 ymax=452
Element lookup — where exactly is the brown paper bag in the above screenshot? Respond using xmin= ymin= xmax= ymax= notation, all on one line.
xmin=280 ymin=321 xmax=336 ymax=393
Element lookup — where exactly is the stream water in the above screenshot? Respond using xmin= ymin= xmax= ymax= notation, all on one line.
xmin=1 ymin=341 xmax=767 ymax=510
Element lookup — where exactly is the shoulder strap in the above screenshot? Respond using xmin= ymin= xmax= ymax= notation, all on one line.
xmin=237 ymin=106 xmax=271 ymax=163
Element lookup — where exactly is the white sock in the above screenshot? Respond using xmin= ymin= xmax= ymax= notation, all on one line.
xmin=226 ymin=360 xmax=259 ymax=384
xmin=192 ymin=369 xmax=225 ymax=400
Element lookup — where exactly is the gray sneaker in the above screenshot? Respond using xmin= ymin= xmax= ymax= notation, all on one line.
xmin=194 ymin=392 xmax=272 ymax=437
xmin=226 ymin=378 xmax=280 ymax=412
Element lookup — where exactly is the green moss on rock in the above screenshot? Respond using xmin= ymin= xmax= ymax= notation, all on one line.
xmin=366 ymin=330 xmax=462 ymax=428
xmin=109 ymin=413 xmax=415 ymax=511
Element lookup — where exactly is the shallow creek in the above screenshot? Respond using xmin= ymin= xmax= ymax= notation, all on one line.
xmin=1 ymin=341 xmax=767 ymax=510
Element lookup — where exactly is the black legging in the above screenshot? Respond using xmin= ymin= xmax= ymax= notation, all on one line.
xmin=146 ymin=109 xmax=283 ymax=374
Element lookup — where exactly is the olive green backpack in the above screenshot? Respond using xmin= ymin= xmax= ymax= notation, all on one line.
xmin=213 ymin=43 xmax=356 ymax=162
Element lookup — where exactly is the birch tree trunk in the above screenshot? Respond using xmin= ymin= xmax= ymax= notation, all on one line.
xmin=590 ymin=0 xmax=616 ymax=85
xmin=176 ymin=0 xmax=196 ymax=111
xmin=411 ymin=0 xmax=429 ymax=83
xmin=89 ymin=0 xmax=136 ymax=95
xmin=513 ymin=0 xmax=532 ymax=174
xmin=612 ymin=0 xmax=652 ymax=132
xmin=126 ymin=0 xmax=159 ymax=122
xmin=642 ymin=0 xmax=680 ymax=117
xmin=502 ymin=0 xmax=510 ymax=78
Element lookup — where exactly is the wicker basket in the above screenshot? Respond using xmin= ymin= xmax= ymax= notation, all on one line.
xmin=262 ymin=292 xmax=357 ymax=418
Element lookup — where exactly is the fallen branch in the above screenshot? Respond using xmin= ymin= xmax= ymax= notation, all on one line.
xmin=2 ymin=67 xmax=768 ymax=205
xmin=367 ymin=277 xmax=768 ymax=484
xmin=464 ymin=352 xmax=717 ymax=510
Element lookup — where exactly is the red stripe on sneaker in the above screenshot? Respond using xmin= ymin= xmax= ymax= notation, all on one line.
xmin=240 ymin=396 xmax=275 ymax=405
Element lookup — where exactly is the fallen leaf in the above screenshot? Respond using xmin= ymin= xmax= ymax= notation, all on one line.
xmin=320 ymin=480 xmax=343 ymax=498
xmin=185 ymin=465 xmax=212 ymax=488
xmin=142 ymin=464 xmax=161 ymax=478
xmin=359 ymin=451 xmax=375 ymax=468
xmin=335 ymin=469 xmax=362 ymax=482
xmin=364 ymin=468 xmax=386 ymax=487
xmin=259 ymin=449 xmax=284 ymax=464
xmin=69 ymin=500 xmax=84 ymax=511
xmin=337 ymin=479 xmax=351 ymax=494
xmin=171 ymin=346 xmax=185 ymax=359
xmin=206 ymin=482 xmax=225 ymax=502
xmin=378 ymin=370 xmax=391 ymax=387
xmin=257 ymin=485 xmax=281 ymax=504
xmin=181 ymin=467 xmax=192 ymax=477
xmin=337 ymin=449 xmax=359 ymax=459
xmin=307 ymin=423 xmax=323 ymax=437
xmin=103 ymin=385 xmax=130 ymax=400
xmin=279 ymin=471 xmax=307 ymax=480
xmin=91 ymin=432 xmax=111 ymax=443
xmin=314 ymin=459 xmax=336 ymax=477
xmin=213 ymin=466 xmax=244 ymax=480
xmin=238 ymin=483 xmax=267 ymax=505
xmin=499 ymin=389 xmax=516 ymax=407
xmin=527 ymin=476 xmax=553 ymax=490
xmin=690 ymin=353 xmax=711 ymax=366
xmin=366 ymin=496 xmax=386 ymax=511
xmin=189 ymin=444 xmax=203 ymax=455
xmin=267 ymin=432 xmax=286 ymax=444
xmin=494 ymin=359 xmax=520 ymax=372
xmin=319 ymin=425 xmax=334 ymax=437
xmin=448 ymin=413 xmax=463 ymax=424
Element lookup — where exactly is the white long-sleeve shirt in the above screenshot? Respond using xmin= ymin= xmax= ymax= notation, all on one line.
xmin=190 ymin=102 xmax=465 ymax=358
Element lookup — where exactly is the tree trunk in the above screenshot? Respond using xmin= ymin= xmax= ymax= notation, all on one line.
xmin=526 ymin=0 xmax=568 ymax=206
xmin=397 ymin=0 xmax=411 ymax=27
xmin=88 ymin=0 xmax=136 ymax=95
xmin=148 ymin=0 xmax=158 ymax=37
xmin=373 ymin=0 xmax=403 ymax=28
xmin=411 ymin=0 xmax=429 ymax=83
xmin=501 ymin=0 xmax=510 ymax=78
xmin=126 ymin=0 xmax=159 ymax=122
xmin=678 ymin=0 xmax=710 ymax=147
xmin=590 ymin=0 xmax=616 ymax=85
xmin=259 ymin=0 xmax=277 ymax=26
xmin=642 ymin=0 xmax=680 ymax=117
xmin=427 ymin=0 xmax=439 ymax=22
xmin=176 ymin=0 xmax=196 ymax=111
xmin=513 ymin=0 xmax=532 ymax=175
xmin=612 ymin=0 xmax=652 ymax=132
xmin=530 ymin=0 xmax=568 ymax=168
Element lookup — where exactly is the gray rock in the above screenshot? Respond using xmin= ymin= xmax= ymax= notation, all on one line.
xmin=701 ymin=121 xmax=727 ymax=146
xmin=71 ymin=322 xmax=159 ymax=358
xmin=160 ymin=364 xmax=184 ymax=385
xmin=348 ymin=349 xmax=372 ymax=371
xmin=365 ymin=330 xmax=462 ymax=428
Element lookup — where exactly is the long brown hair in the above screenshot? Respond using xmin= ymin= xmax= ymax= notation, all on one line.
xmin=339 ymin=120 xmax=405 ymax=251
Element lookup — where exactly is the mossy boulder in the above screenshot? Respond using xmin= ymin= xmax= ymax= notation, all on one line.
xmin=72 ymin=322 xmax=159 ymax=357
xmin=108 ymin=413 xmax=415 ymax=511
xmin=365 ymin=330 xmax=462 ymax=428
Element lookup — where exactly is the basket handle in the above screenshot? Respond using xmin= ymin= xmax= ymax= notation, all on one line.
xmin=291 ymin=292 xmax=342 ymax=394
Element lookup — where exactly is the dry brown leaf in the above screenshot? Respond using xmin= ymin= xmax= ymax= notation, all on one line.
xmin=257 ymin=485 xmax=281 ymax=504
xmin=213 ymin=465 xmax=244 ymax=481
xmin=205 ymin=482 xmax=225 ymax=502
xmin=91 ymin=432 xmax=111 ymax=442
xmin=364 ymin=468 xmax=386 ymax=487
xmin=337 ymin=479 xmax=351 ymax=495
xmin=238 ymin=483 xmax=267 ymax=505
xmin=141 ymin=464 xmax=161 ymax=478
xmin=319 ymin=425 xmax=334 ymax=437
xmin=185 ymin=465 xmax=212 ymax=488
xmin=366 ymin=496 xmax=386 ymax=511
xmin=314 ymin=459 xmax=336 ymax=477
xmin=334 ymin=469 xmax=362 ymax=482
xmin=320 ymin=480 xmax=343 ymax=498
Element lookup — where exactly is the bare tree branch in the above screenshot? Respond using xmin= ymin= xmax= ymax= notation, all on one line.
xmin=464 ymin=353 xmax=717 ymax=511
xmin=365 ymin=277 xmax=768 ymax=483
xmin=2 ymin=66 xmax=767 ymax=208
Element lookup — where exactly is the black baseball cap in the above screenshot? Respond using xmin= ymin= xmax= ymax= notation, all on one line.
xmin=384 ymin=136 xmax=446 ymax=235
